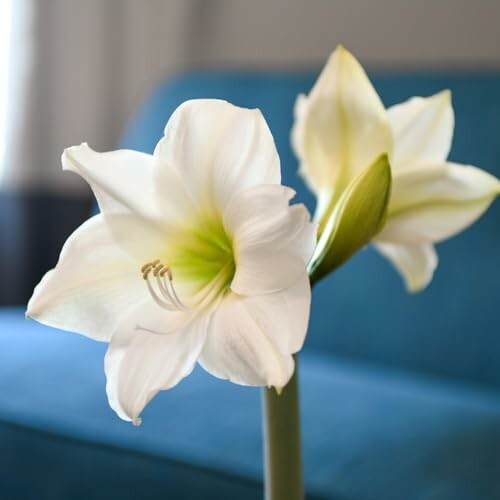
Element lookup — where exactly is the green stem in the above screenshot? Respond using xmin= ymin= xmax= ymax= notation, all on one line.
xmin=262 ymin=356 xmax=304 ymax=500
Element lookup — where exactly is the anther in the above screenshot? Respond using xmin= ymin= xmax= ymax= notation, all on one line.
xmin=141 ymin=266 xmax=153 ymax=280
xmin=141 ymin=259 xmax=163 ymax=280
xmin=141 ymin=259 xmax=159 ymax=274
xmin=153 ymin=263 xmax=164 ymax=277
xmin=158 ymin=266 xmax=173 ymax=280
xmin=140 ymin=260 xmax=188 ymax=311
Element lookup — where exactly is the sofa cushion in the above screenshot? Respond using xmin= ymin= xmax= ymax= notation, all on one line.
xmin=2 ymin=307 xmax=500 ymax=500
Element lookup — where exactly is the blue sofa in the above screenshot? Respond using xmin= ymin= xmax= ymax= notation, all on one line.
xmin=1 ymin=71 xmax=500 ymax=500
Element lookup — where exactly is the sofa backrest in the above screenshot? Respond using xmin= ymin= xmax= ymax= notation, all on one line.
xmin=118 ymin=71 xmax=500 ymax=390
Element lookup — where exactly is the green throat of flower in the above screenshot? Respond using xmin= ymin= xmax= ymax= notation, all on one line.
xmin=141 ymin=215 xmax=235 ymax=312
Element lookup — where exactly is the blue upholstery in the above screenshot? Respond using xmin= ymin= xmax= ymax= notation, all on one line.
xmin=1 ymin=71 xmax=500 ymax=499
xmin=2 ymin=308 xmax=500 ymax=500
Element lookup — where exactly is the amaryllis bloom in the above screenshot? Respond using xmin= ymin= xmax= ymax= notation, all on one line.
xmin=292 ymin=46 xmax=500 ymax=291
xmin=27 ymin=99 xmax=316 ymax=425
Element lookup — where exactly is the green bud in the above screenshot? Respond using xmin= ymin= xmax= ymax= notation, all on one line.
xmin=309 ymin=153 xmax=392 ymax=285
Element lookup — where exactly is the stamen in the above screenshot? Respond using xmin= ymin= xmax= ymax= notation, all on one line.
xmin=141 ymin=260 xmax=188 ymax=311
xmin=155 ymin=274 xmax=177 ymax=304
xmin=145 ymin=279 xmax=178 ymax=311
xmin=153 ymin=263 xmax=164 ymax=276
xmin=159 ymin=267 xmax=173 ymax=280
xmin=142 ymin=266 xmax=152 ymax=279
xmin=164 ymin=274 xmax=187 ymax=309
xmin=141 ymin=259 xmax=159 ymax=277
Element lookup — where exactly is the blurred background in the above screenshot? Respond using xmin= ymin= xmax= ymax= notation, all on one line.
xmin=1 ymin=0 xmax=500 ymax=305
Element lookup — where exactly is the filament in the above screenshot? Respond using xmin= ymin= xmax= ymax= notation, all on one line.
xmin=141 ymin=260 xmax=188 ymax=311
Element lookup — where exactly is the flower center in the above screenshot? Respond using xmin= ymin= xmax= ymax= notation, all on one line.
xmin=141 ymin=215 xmax=235 ymax=310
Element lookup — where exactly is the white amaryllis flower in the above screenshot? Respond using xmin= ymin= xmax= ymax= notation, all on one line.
xmin=292 ymin=46 xmax=500 ymax=291
xmin=27 ymin=99 xmax=316 ymax=425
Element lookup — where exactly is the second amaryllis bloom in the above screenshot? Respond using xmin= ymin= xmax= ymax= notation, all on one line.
xmin=27 ymin=99 xmax=316 ymax=425
xmin=293 ymin=46 xmax=499 ymax=291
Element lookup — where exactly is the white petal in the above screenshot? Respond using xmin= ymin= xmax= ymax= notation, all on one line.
xmin=105 ymin=306 xmax=208 ymax=424
xmin=375 ymin=241 xmax=438 ymax=293
xmin=154 ymin=99 xmax=280 ymax=214
xmin=100 ymin=212 xmax=168 ymax=263
xmin=291 ymin=46 xmax=392 ymax=206
xmin=199 ymin=273 xmax=311 ymax=389
xmin=150 ymin=154 xmax=200 ymax=227
xmin=62 ymin=143 xmax=159 ymax=220
xmin=224 ymin=185 xmax=316 ymax=295
xmin=388 ymin=90 xmax=454 ymax=167
xmin=290 ymin=93 xmax=308 ymax=159
xmin=378 ymin=162 xmax=500 ymax=244
xmin=27 ymin=214 xmax=149 ymax=341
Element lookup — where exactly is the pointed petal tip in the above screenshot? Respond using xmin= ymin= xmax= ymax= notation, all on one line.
xmin=375 ymin=241 xmax=438 ymax=294
xmin=61 ymin=142 xmax=90 ymax=172
xmin=25 ymin=294 xmax=39 ymax=321
xmin=431 ymin=89 xmax=452 ymax=110
xmin=406 ymin=277 xmax=431 ymax=294
xmin=333 ymin=44 xmax=348 ymax=56
xmin=440 ymin=89 xmax=452 ymax=101
xmin=132 ymin=416 xmax=142 ymax=427
xmin=329 ymin=45 xmax=369 ymax=73
xmin=297 ymin=43 xmax=391 ymax=200
xmin=62 ymin=142 xmax=89 ymax=156
xmin=329 ymin=44 xmax=356 ymax=65
xmin=24 ymin=294 xmax=38 ymax=319
xmin=319 ymin=45 xmax=357 ymax=76
xmin=406 ymin=262 xmax=437 ymax=293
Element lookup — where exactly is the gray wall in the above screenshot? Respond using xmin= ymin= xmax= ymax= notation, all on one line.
xmin=4 ymin=0 xmax=500 ymax=193
xmin=186 ymin=0 xmax=500 ymax=68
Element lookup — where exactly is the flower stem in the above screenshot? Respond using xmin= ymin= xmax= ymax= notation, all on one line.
xmin=262 ymin=356 xmax=304 ymax=500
